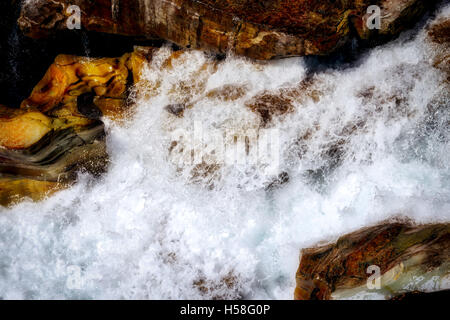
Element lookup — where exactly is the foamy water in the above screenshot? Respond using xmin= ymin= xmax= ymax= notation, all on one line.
xmin=0 ymin=5 xmax=449 ymax=299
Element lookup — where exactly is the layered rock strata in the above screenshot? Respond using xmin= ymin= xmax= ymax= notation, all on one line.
xmin=18 ymin=0 xmax=439 ymax=59
xmin=0 ymin=47 xmax=152 ymax=206
xmin=295 ymin=222 xmax=450 ymax=300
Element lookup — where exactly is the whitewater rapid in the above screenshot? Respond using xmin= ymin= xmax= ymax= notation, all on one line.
xmin=0 ymin=5 xmax=449 ymax=299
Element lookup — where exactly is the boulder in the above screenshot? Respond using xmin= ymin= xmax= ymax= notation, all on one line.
xmin=21 ymin=48 xmax=151 ymax=119
xmin=0 ymin=47 xmax=152 ymax=206
xmin=427 ymin=16 xmax=450 ymax=79
xmin=294 ymin=221 xmax=450 ymax=300
xmin=18 ymin=0 xmax=439 ymax=60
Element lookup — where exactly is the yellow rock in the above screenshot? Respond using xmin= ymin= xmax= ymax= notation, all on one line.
xmin=20 ymin=49 xmax=152 ymax=120
xmin=0 ymin=178 xmax=62 ymax=207
xmin=0 ymin=47 xmax=154 ymax=206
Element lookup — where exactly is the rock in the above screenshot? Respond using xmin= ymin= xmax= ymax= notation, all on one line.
xmin=21 ymin=49 xmax=151 ymax=119
xmin=246 ymin=92 xmax=294 ymax=127
xmin=0 ymin=178 xmax=60 ymax=207
xmin=18 ymin=0 xmax=439 ymax=60
xmin=0 ymin=119 xmax=107 ymax=180
xmin=206 ymin=84 xmax=247 ymax=102
xmin=294 ymin=221 xmax=450 ymax=300
xmin=165 ymin=104 xmax=186 ymax=118
xmin=427 ymin=16 xmax=450 ymax=79
xmin=245 ymin=77 xmax=322 ymax=126
xmin=355 ymin=0 xmax=435 ymax=41
xmin=0 ymin=106 xmax=52 ymax=149
xmin=428 ymin=17 xmax=450 ymax=44
xmin=0 ymin=106 xmax=107 ymax=206
xmin=0 ymin=47 xmax=152 ymax=206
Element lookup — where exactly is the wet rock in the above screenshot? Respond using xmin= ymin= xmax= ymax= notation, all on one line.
xmin=427 ymin=16 xmax=450 ymax=79
xmin=0 ymin=106 xmax=52 ymax=149
xmin=0 ymin=121 xmax=107 ymax=180
xmin=137 ymin=49 xmax=218 ymax=109
xmin=21 ymin=50 xmax=151 ymax=119
xmin=0 ymin=47 xmax=152 ymax=206
xmin=295 ymin=221 xmax=450 ymax=300
xmin=246 ymin=92 xmax=294 ymax=126
xmin=0 ymin=178 xmax=60 ymax=207
xmin=0 ymin=106 xmax=107 ymax=206
xmin=165 ymin=103 xmax=186 ymax=117
xmin=265 ymin=171 xmax=289 ymax=191
xmin=428 ymin=17 xmax=450 ymax=44
xmin=245 ymin=77 xmax=322 ymax=126
xmin=355 ymin=0 xmax=435 ymax=42
xmin=206 ymin=84 xmax=247 ymax=101
xmin=18 ymin=0 xmax=439 ymax=60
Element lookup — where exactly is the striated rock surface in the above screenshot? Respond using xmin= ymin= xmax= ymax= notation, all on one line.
xmin=0 ymin=47 xmax=152 ymax=206
xmin=295 ymin=221 xmax=450 ymax=300
xmin=21 ymin=48 xmax=151 ymax=118
xmin=0 ymin=108 xmax=106 ymax=206
xmin=18 ymin=0 xmax=439 ymax=60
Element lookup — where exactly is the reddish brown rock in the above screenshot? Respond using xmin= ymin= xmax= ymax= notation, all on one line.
xmin=428 ymin=17 xmax=450 ymax=44
xmin=245 ymin=77 xmax=322 ymax=126
xmin=427 ymin=16 xmax=450 ymax=79
xmin=18 ymin=0 xmax=439 ymax=60
xmin=295 ymin=221 xmax=450 ymax=300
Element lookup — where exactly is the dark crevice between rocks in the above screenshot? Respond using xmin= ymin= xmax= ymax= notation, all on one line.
xmin=77 ymin=92 xmax=102 ymax=120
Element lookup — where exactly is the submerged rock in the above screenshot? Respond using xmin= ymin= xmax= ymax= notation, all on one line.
xmin=0 ymin=47 xmax=152 ymax=206
xmin=294 ymin=221 xmax=450 ymax=300
xmin=245 ymin=77 xmax=322 ymax=126
xmin=18 ymin=0 xmax=439 ymax=60
xmin=427 ymin=16 xmax=450 ymax=79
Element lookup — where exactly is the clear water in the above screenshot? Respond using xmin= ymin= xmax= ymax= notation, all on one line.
xmin=0 ymin=4 xmax=449 ymax=300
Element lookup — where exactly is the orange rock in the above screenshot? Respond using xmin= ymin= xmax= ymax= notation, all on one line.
xmin=21 ymin=48 xmax=153 ymax=122
xmin=0 ymin=107 xmax=52 ymax=149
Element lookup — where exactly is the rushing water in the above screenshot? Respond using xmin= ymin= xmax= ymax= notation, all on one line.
xmin=0 ymin=5 xmax=449 ymax=300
